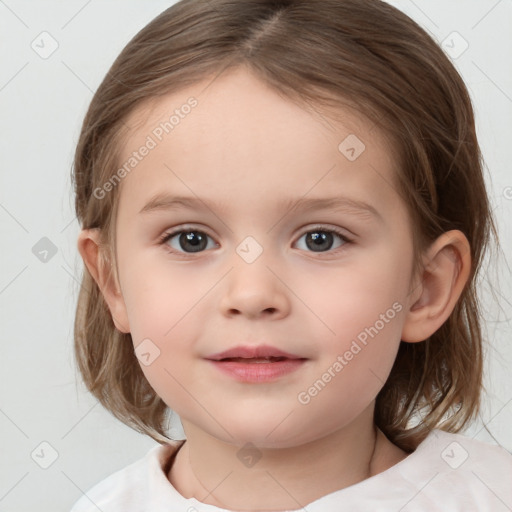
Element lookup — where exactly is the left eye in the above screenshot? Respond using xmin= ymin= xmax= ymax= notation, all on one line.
xmin=295 ymin=229 xmax=349 ymax=253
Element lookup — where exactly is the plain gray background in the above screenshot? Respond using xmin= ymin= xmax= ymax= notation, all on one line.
xmin=0 ymin=1 xmax=511 ymax=510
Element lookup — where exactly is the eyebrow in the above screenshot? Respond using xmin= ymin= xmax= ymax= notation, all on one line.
xmin=139 ymin=193 xmax=382 ymax=221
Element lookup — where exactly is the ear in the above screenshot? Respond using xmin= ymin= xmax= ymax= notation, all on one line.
xmin=77 ymin=228 xmax=130 ymax=333
xmin=401 ymin=230 xmax=471 ymax=343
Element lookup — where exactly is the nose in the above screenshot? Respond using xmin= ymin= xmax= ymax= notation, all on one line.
xmin=219 ymin=257 xmax=291 ymax=320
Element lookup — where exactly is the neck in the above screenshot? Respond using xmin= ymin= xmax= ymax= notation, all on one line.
xmin=167 ymin=407 xmax=405 ymax=510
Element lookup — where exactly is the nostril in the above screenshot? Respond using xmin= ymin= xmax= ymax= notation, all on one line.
xmin=225 ymin=307 xmax=278 ymax=316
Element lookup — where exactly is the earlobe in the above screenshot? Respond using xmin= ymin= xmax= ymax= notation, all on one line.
xmin=77 ymin=229 xmax=131 ymax=333
xmin=401 ymin=230 xmax=471 ymax=343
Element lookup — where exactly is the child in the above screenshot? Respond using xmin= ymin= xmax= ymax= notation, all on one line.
xmin=70 ymin=0 xmax=512 ymax=510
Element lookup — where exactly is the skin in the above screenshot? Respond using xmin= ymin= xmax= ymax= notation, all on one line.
xmin=78 ymin=66 xmax=471 ymax=511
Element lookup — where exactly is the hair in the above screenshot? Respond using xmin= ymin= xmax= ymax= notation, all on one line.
xmin=72 ymin=0 xmax=498 ymax=451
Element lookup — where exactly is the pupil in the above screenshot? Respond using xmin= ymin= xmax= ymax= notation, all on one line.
xmin=306 ymin=231 xmax=333 ymax=252
xmin=180 ymin=231 xmax=207 ymax=252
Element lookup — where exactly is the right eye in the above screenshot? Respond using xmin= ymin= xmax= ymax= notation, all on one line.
xmin=159 ymin=229 xmax=218 ymax=254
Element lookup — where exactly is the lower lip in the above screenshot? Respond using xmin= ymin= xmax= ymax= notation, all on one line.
xmin=207 ymin=359 xmax=306 ymax=382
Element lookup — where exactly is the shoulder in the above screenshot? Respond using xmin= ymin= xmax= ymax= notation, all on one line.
xmin=69 ymin=442 xmax=181 ymax=512
xmin=398 ymin=429 xmax=512 ymax=509
xmin=419 ymin=428 xmax=512 ymax=474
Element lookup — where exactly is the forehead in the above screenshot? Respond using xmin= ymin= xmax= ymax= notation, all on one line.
xmin=122 ymin=68 xmax=392 ymax=152
xmin=115 ymin=67 xmax=402 ymax=216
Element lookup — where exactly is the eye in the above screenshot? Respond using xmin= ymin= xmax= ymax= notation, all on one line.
xmin=294 ymin=227 xmax=351 ymax=253
xmin=158 ymin=228 xmax=218 ymax=254
xmin=158 ymin=225 xmax=352 ymax=255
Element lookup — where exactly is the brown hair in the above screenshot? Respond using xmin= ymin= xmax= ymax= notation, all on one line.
xmin=72 ymin=0 xmax=497 ymax=451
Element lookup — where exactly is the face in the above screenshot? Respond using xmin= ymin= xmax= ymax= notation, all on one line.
xmin=109 ymin=67 xmax=418 ymax=448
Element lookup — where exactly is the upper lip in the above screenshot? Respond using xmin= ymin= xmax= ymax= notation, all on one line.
xmin=206 ymin=344 xmax=305 ymax=361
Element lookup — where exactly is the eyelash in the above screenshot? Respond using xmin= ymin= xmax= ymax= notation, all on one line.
xmin=157 ymin=224 xmax=353 ymax=256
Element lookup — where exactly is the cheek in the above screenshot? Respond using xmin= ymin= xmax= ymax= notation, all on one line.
xmin=118 ymin=257 xmax=211 ymax=407
xmin=292 ymin=250 xmax=411 ymax=400
xmin=120 ymin=254 xmax=206 ymax=341
xmin=298 ymin=252 xmax=410 ymax=340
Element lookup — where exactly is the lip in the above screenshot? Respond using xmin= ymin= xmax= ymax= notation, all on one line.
xmin=208 ymin=359 xmax=306 ymax=383
xmin=206 ymin=344 xmax=303 ymax=361
xmin=205 ymin=344 xmax=307 ymax=383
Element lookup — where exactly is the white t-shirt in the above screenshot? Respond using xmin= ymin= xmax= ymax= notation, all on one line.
xmin=69 ymin=428 xmax=512 ymax=511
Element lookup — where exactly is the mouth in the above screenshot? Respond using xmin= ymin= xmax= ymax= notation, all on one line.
xmin=205 ymin=345 xmax=307 ymax=382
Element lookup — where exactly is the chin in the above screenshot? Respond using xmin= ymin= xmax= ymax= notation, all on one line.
xmin=206 ymin=418 xmax=318 ymax=450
